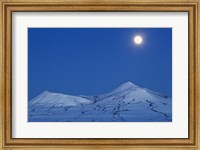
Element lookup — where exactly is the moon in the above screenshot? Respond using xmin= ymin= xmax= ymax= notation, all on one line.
xmin=134 ymin=35 xmax=143 ymax=45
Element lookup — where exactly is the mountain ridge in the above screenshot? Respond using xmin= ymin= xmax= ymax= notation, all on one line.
xmin=29 ymin=81 xmax=172 ymax=122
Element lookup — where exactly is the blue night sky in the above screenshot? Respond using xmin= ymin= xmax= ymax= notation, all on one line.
xmin=28 ymin=28 xmax=172 ymax=100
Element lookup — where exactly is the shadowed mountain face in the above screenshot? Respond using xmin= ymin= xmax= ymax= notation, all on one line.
xmin=28 ymin=82 xmax=172 ymax=122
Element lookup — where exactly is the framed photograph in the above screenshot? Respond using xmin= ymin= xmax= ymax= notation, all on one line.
xmin=0 ymin=0 xmax=199 ymax=149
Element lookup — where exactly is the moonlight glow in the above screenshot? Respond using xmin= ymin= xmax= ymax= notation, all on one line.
xmin=134 ymin=35 xmax=143 ymax=45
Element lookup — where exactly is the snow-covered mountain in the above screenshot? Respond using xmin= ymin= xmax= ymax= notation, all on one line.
xmin=28 ymin=82 xmax=172 ymax=122
xmin=29 ymin=90 xmax=92 ymax=106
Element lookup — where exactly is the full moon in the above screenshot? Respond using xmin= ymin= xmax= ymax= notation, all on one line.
xmin=134 ymin=35 xmax=143 ymax=45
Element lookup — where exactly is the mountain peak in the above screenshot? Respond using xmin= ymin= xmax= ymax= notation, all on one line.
xmin=122 ymin=81 xmax=137 ymax=87
xmin=110 ymin=81 xmax=138 ymax=94
xmin=42 ymin=90 xmax=50 ymax=94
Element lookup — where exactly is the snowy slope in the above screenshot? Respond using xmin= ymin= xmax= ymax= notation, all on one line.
xmin=29 ymin=91 xmax=92 ymax=106
xmin=28 ymin=82 xmax=172 ymax=122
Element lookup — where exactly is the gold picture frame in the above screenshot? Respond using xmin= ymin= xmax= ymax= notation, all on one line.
xmin=0 ymin=0 xmax=199 ymax=149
